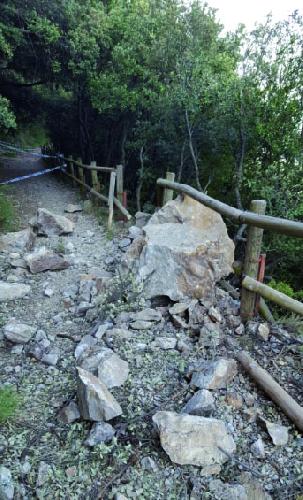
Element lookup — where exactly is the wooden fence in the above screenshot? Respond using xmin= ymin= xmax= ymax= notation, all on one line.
xmin=61 ymin=156 xmax=131 ymax=228
xmin=157 ymin=173 xmax=303 ymax=321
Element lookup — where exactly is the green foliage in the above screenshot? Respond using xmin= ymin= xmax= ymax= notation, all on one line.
xmin=0 ymin=95 xmax=16 ymax=131
xmin=0 ymin=386 xmax=19 ymax=422
xmin=0 ymin=187 xmax=16 ymax=231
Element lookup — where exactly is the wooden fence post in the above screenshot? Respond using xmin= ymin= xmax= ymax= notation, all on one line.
xmin=108 ymin=171 xmax=116 ymax=230
xmin=77 ymin=157 xmax=84 ymax=192
xmin=116 ymin=164 xmax=124 ymax=205
xmin=241 ymin=199 xmax=267 ymax=322
xmin=68 ymin=155 xmax=75 ymax=186
xmin=90 ymin=161 xmax=100 ymax=193
xmin=163 ymin=172 xmax=175 ymax=205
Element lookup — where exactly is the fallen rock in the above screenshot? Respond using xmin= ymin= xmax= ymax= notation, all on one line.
xmin=182 ymin=389 xmax=215 ymax=416
xmin=128 ymin=226 xmax=143 ymax=240
xmin=77 ymin=368 xmax=122 ymax=421
xmin=36 ymin=208 xmax=74 ymax=236
xmin=65 ymin=204 xmax=82 ymax=213
xmin=4 ymin=320 xmax=36 ymax=344
xmin=151 ymin=337 xmax=177 ymax=350
xmin=25 ymin=247 xmax=69 ymax=273
xmin=0 ymin=228 xmax=36 ymax=253
xmin=131 ymin=308 xmax=162 ymax=323
xmin=74 ymin=335 xmax=97 ymax=360
xmin=225 ymin=392 xmax=243 ymax=410
xmin=208 ymin=480 xmax=247 ymax=500
xmin=0 ymin=282 xmax=30 ymax=301
xmin=190 ymin=359 xmax=238 ymax=390
xmin=41 ymin=347 xmax=60 ymax=366
xmin=257 ymin=323 xmax=270 ymax=341
xmin=141 ymin=456 xmax=158 ymax=471
xmin=251 ymin=437 xmax=265 ymax=458
xmin=127 ymin=195 xmax=234 ymax=301
xmin=130 ymin=320 xmax=153 ymax=330
xmin=152 ymin=411 xmax=235 ymax=467
xmin=97 ymin=351 xmax=129 ymax=388
xmin=0 ymin=466 xmax=14 ymax=500
xmin=58 ymin=402 xmax=80 ymax=424
xmin=84 ymin=422 xmax=115 ymax=446
xmin=264 ymin=420 xmax=288 ymax=446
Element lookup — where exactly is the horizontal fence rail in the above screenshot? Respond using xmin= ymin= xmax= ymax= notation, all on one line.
xmin=157 ymin=178 xmax=303 ymax=238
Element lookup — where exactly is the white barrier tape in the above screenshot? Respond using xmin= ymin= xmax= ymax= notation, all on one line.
xmin=0 ymin=142 xmax=58 ymax=159
xmin=0 ymin=165 xmax=66 ymax=185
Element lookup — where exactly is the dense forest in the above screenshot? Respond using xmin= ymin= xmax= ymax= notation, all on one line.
xmin=0 ymin=0 xmax=303 ymax=289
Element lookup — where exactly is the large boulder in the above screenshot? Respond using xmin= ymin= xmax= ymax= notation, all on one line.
xmin=0 ymin=228 xmax=36 ymax=253
xmin=0 ymin=282 xmax=30 ymax=301
xmin=25 ymin=247 xmax=69 ymax=273
xmin=126 ymin=195 xmax=234 ymax=301
xmin=35 ymin=208 xmax=74 ymax=236
xmin=152 ymin=411 xmax=235 ymax=467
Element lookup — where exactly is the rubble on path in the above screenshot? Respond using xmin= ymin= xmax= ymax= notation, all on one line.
xmin=25 ymin=247 xmax=70 ymax=273
xmin=34 ymin=208 xmax=74 ymax=236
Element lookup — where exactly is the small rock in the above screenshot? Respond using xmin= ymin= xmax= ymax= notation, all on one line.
xmin=251 ymin=437 xmax=265 ymax=458
xmin=257 ymin=323 xmax=270 ymax=341
xmin=74 ymin=335 xmax=97 ymax=360
xmin=119 ymin=238 xmax=131 ymax=249
xmin=0 ymin=466 xmax=14 ymax=500
xmin=4 ymin=320 xmax=36 ymax=344
xmin=169 ymin=302 xmax=191 ymax=316
xmin=152 ymin=411 xmax=236 ymax=467
xmin=208 ymin=480 xmax=247 ymax=499
xmin=132 ymin=308 xmax=162 ymax=323
xmin=235 ymin=324 xmax=245 ymax=335
xmin=65 ymin=204 xmax=82 ymax=213
xmin=246 ymin=321 xmax=258 ymax=335
xmin=84 ymin=422 xmax=115 ymax=446
xmin=44 ymin=287 xmax=54 ymax=297
xmin=77 ymin=367 xmax=122 ymax=421
xmin=182 ymin=389 xmax=215 ymax=416
xmin=141 ymin=456 xmax=158 ymax=471
xmin=190 ymin=359 xmax=238 ymax=390
xmin=36 ymin=462 xmax=52 ymax=487
xmin=95 ymin=324 xmax=109 ymax=339
xmin=0 ymin=282 xmax=30 ymax=301
xmin=151 ymin=337 xmax=177 ymax=350
xmin=264 ymin=420 xmax=288 ymax=446
xmin=41 ymin=347 xmax=60 ymax=366
xmin=58 ymin=401 xmax=80 ymax=424
xmin=25 ymin=247 xmax=69 ymax=273
xmin=0 ymin=228 xmax=36 ymax=253
xmin=208 ymin=307 xmax=222 ymax=323
xmin=130 ymin=320 xmax=153 ymax=330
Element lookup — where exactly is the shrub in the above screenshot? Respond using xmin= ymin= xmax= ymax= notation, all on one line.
xmin=0 ymin=386 xmax=19 ymax=422
xmin=0 ymin=187 xmax=15 ymax=231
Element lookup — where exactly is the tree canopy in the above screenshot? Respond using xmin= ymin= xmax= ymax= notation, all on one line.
xmin=0 ymin=0 xmax=302 ymax=286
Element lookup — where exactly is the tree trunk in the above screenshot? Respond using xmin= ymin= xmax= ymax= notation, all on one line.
xmin=185 ymin=110 xmax=202 ymax=191
xmin=136 ymin=146 xmax=145 ymax=212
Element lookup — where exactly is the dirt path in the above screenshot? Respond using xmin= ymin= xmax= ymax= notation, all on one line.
xmin=0 ymin=160 xmax=302 ymax=499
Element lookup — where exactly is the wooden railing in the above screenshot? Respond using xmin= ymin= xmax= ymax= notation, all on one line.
xmin=157 ymin=173 xmax=303 ymax=320
xmin=61 ymin=156 xmax=131 ymax=228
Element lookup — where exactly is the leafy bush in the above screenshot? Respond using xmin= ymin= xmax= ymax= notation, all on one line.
xmin=0 ymin=386 xmax=19 ymax=422
xmin=0 ymin=187 xmax=15 ymax=231
xmin=268 ymin=279 xmax=303 ymax=302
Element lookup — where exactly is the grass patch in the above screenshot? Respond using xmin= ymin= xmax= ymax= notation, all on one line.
xmin=0 ymin=187 xmax=16 ymax=232
xmin=0 ymin=386 xmax=20 ymax=422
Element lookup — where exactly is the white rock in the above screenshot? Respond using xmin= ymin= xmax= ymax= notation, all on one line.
xmin=265 ymin=420 xmax=288 ymax=446
xmin=0 ymin=282 xmax=30 ymax=301
xmin=44 ymin=287 xmax=54 ymax=297
xmin=131 ymin=308 xmax=162 ymax=323
xmin=77 ymin=368 xmax=122 ymax=421
xmin=0 ymin=466 xmax=14 ymax=500
xmin=251 ymin=437 xmax=266 ymax=458
xmin=0 ymin=228 xmax=36 ymax=253
xmin=4 ymin=320 xmax=36 ymax=344
xmin=152 ymin=411 xmax=236 ymax=467
xmin=257 ymin=323 xmax=270 ymax=341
